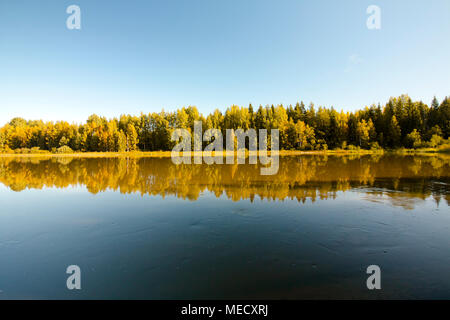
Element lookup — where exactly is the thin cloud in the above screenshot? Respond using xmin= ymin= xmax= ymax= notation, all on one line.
xmin=345 ymin=54 xmax=363 ymax=73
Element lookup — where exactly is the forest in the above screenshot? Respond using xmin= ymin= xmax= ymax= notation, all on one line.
xmin=0 ymin=94 xmax=449 ymax=153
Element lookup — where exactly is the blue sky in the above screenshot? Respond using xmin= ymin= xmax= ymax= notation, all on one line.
xmin=1 ymin=0 xmax=449 ymax=125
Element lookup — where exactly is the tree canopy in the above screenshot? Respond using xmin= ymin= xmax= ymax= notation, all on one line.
xmin=1 ymin=95 xmax=449 ymax=153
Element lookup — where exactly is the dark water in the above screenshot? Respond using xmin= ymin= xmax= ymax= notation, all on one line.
xmin=0 ymin=154 xmax=449 ymax=299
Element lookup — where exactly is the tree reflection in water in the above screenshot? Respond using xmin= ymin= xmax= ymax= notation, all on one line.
xmin=0 ymin=154 xmax=449 ymax=209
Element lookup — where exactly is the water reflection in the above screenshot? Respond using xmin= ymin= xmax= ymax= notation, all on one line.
xmin=1 ymin=154 xmax=450 ymax=299
xmin=0 ymin=154 xmax=448 ymax=208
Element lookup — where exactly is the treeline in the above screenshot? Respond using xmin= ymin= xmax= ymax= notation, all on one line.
xmin=0 ymin=94 xmax=449 ymax=153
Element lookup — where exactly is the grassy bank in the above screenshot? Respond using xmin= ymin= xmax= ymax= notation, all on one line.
xmin=2 ymin=142 xmax=450 ymax=158
xmin=391 ymin=145 xmax=450 ymax=154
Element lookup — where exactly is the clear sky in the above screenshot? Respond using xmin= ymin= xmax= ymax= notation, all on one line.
xmin=1 ymin=0 xmax=449 ymax=125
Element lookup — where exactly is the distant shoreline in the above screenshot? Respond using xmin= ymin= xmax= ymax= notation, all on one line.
xmin=1 ymin=148 xmax=448 ymax=158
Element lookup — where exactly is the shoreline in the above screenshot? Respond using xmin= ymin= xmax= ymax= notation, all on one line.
xmin=0 ymin=149 xmax=448 ymax=158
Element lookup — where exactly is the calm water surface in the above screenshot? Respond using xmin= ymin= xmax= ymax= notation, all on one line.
xmin=0 ymin=154 xmax=449 ymax=299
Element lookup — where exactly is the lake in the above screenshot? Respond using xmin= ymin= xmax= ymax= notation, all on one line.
xmin=0 ymin=154 xmax=449 ymax=299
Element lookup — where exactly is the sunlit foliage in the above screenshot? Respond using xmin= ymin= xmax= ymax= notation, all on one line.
xmin=0 ymin=95 xmax=449 ymax=153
